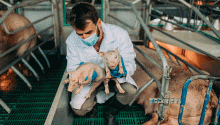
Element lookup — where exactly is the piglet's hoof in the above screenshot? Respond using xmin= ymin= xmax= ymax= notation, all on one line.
xmin=105 ymin=75 xmax=112 ymax=79
xmin=119 ymin=89 xmax=125 ymax=93
xmin=105 ymin=89 xmax=110 ymax=94
xmin=119 ymin=70 xmax=124 ymax=74
xmin=84 ymin=94 xmax=91 ymax=99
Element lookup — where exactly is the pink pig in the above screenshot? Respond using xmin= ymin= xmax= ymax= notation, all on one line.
xmin=64 ymin=63 xmax=106 ymax=99
xmin=98 ymin=48 xmax=125 ymax=94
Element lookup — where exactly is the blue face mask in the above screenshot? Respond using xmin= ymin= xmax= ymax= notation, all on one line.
xmin=80 ymin=29 xmax=99 ymax=46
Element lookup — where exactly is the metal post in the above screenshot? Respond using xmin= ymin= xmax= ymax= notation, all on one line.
xmin=0 ymin=99 xmax=11 ymax=113
xmin=21 ymin=58 xmax=40 ymax=81
xmin=11 ymin=65 xmax=32 ymax=90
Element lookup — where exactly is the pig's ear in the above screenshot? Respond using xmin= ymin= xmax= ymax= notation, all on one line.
xmin=115 ymin=47 xmax=119 ymax=53
xmin=98 ymin=51 xmax=106 ymax=58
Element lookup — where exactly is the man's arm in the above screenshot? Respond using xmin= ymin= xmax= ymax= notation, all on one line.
xmin=66 ymin=38 xmax=81 ymax=73
xmin=117 ymin=30 xmax=136 ymax=78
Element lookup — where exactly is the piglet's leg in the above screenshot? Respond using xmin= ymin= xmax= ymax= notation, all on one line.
xmin=118 ymin=57 xmax=124 ymax=74
xmin=67 ymin=82 xmax=79 ymax=92
xmin=112 ymin=77 xmax=125 ymax=93
xmin=74 ymin=84 xmax=86 ymax=94
xmin=84 ymin=79 xmax=103 ymax=99
xmin=104 ymin=79 xmax=110 ymax=94
xmin=104 ymin=62 xmax=111 ymax=79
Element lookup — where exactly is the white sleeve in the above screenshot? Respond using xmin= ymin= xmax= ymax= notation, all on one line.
xmin=66 ymin=38 xmax=81 ymax=72
xmin=118 ymin=30 xmax=136 ymax=78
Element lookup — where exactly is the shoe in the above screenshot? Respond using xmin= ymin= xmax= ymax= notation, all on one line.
xmin=87 ymin=104 xmax=99 ymax=118
xmin=104 ymin=95 xmax=126 ymax=125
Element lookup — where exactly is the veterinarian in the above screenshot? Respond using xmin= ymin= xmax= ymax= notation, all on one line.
xmin=66 ymin=2 xmax=137 ymax=125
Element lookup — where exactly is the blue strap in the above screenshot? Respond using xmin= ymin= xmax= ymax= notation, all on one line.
xmin=110 ymin=57 xmax=127 ymax=78
xmin=79 ymin=62 xmax=97 ymax=82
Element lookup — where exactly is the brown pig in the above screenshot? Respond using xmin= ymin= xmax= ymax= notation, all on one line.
xmin=0 ymin=11 xmax=37 ymax=76
xmin=98 ymin=48 xmax=125 ymax=94
xmin=132 ymin=45 xmax=218 ymax=125
xmin=64 ymin=63 xmax=106 ymax=99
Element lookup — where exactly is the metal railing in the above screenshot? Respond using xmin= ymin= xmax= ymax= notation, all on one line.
xmin=0 ymin=0 xmax=61 ymax=113
xmin=103 ymin=0 xmax=220 ymax=124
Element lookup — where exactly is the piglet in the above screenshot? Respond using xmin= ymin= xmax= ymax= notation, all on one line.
xmin=98 ymin=48 xmax=125 ymax=94
xmin=64 ymin=63 xmax=106 ymax=99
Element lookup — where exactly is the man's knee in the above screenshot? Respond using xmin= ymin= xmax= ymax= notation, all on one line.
xmin=72 ymin=104 xmax=91 ymax=116
xmin=116 ymin=82 xmax=137 ymax=104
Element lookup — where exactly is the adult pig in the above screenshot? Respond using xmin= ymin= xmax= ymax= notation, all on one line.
xmin=0 ymin=11 xmax=37 ymax=75
xmin=132 ymin=45 xmax=218 ymax=125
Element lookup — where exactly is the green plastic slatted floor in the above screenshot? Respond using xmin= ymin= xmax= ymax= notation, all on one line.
xmin=0 ymin=55 xmax=66 ymax=125
xmin=0 ymin=55 xmax=219 ymax=125
xmin=72 ymin=104 xmax=151 ymax=125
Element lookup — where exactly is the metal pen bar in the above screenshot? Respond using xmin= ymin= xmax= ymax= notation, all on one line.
xmin=133 ymin=44 xmax=163 ymax=70
xmin=11 ymin=65 xmax=32 ymax=90
xmin=107 ymin=13 xmax=138 ymax=30
xmin=0 ymin=25 xmax=54 ymax=59
xmin=0 ymin=98 xmax=11 ymax=113
xmin=129 ymin=1 xmax=170 ymax=121
xmin=0 ymin=34 xmax=55 ymax=75
xmin=0 ymin=0 xmax=49 ymax=24
xmin=129 ymin=78 xmax=154 ymax=106
xmin=160 ymin=46 xmax=205 ymax=75
xmin=199 ymin=79 xmax=214 ymax=125
xmin=135 ymin=58 xmax=161 ymax=91
xmin=214 ymin=95 xmax=220 ymax=125
xmin=178 ymin=0 xmax=220 ymax=40
xmin=150 ymin=26 xmax=220 ymax=62
xmin=150 ymin=14 xmax=203 ymax=32
xmin=178 ymin=75 xmax=220 ymax=125
xmin=21 ymin=58 xmax=40 ymax=81
xmin=38 ymin=47 xmax=50 ymax=68
xmin=0 ymin=0 xmax=12 ymax=7
xmin=31 ymin=52 xmax=44 ymax=72
xmin=3 ymin=14 xmax=53 ymax=34
xmin=167 ymin=53 xmax=174 ymax=62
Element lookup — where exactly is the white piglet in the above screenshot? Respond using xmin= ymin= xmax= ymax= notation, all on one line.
xmin=98 ymin=48 xmax=125 ymax=94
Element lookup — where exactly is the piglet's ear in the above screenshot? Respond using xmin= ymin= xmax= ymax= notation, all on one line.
xmin=98 ymin=51 xmax=106 ymax=58
xmin=115 ymin=47 xmax=119 ymax=53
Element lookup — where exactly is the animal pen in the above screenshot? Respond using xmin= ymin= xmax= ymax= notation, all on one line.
xmin=0 ymin=0 xmax=220 ymax=125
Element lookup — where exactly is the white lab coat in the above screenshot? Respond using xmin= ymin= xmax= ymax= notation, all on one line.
xmin=66 ymin=21 xmax=137 ymax=109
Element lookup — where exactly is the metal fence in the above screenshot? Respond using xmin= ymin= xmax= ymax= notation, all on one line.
xmin=102 ymin=0 xmax=220 ymax=125
xmin=0 ymin=0 xmax=61 ymax=114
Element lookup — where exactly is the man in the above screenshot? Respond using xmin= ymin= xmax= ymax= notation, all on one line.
xmin=66 ymin=2 xmax=137 ymax=125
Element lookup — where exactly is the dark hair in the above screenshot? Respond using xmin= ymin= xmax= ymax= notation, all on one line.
xmin=69 ymin=2 xmax=99 ymax=30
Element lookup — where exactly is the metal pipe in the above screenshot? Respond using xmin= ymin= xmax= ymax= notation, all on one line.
xmin=0 ymin=25 xmax=54 ymax=59
xmin=11 ymin=65 xmax=32 ymax=90
xmin=0 ymin=0 xmax=49 ymax=25
xmin=130 ymin=2 xmax=170 ymax=121
xmin=178 ymin=75 xmax=220 ymax=125
xmin=0 ymin=98 xmax=11 ymax=113
xmin=38 ymin=47 xmax=50 ymax=68
xmin=0 ymin=0 xmax=12 ymax=7
xmin=135 ymin=58 xmax=161 ymax=91
xmin=178 ymin=0 xmax=220 ymax=41
xmin=0 ymin=33 xmax=54 ymax=75
xmin=107 ymin=13 xmax=138 ymax=30
xmin=159 ymin=46 xmax=205 ymax=75
xmin=21 ymin=58 xmax=40 ymax=81
xmin=150 ymin=14 xmax=203 ymax=32
xmin=2 ymin=14 xmax=53 ymax=34
xmin=214 ymin=95 xmax=220 ymax=125
xmin=129 ymin=78 xmax=154 ymax=106
xmin=31 ymin=52 xmax=45 ymax=72
xmin=150 ymin=26 xmax=220 ymax=62
xmin=133 ymin=44 xmax=163 ymax=70
xmin=199 ymin=79 xmax=214 ymax=125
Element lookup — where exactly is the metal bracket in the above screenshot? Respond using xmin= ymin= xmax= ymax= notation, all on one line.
xmin=149 ymin=98 xmax=181 ymax=104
